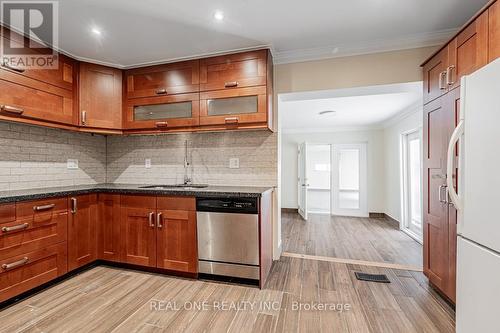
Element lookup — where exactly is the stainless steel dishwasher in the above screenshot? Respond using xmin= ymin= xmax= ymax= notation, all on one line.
xmin=196 ymin=197 xmax=259 ymax=280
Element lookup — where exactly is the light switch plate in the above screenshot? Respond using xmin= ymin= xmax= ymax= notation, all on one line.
xmin=229 ymin=158 xmax=240 ymax=169
xmin=67 ymin=159 xmax=78 ymax=169
xmin=145 ymin=159 xmax=151 ymax=169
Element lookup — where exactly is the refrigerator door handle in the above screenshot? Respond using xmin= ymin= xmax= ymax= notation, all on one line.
xmin=447 ymin=119 xmax=465 ymax=211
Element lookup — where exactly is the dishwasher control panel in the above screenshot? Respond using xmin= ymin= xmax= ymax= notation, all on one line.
xmin=196 ymin=197 xmax=258 ymax=214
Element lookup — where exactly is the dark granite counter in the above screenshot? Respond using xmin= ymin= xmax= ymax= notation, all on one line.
xmin=0 ymin=183 xmax=274 ymax=204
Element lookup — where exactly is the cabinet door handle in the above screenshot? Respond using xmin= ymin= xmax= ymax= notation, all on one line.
xmin=224 ymin=81 xmax=238 ymax=88
xmin=70 ymin=197 xmax=77 ymax=214
xmin=155 ymin=88 xmax=167 ymax=95
xmin=446 ymin=65 xmax=455 ymax=86
xmin=155 ymin=121 xmax=168 ymax=128
xmin=81 ymin=110 xmax=87 ymax=125
xmin=225 ymin=117 xmax=239 ymax=124
xmin=148 ymin=212 xmax=155 ymax=228
xmin=1 ymin=223 xmax=29 ymax=233
xmin=2 ymin=257 xmax=29 ymax=270
xmin=33 ymin=203 xmax=56 ymax=211
xmin=1 ymin=61 xmax=25 ymax=73
xmin=439 ymin=71 xmax=447 ymax=90
xmin=157 ymin=212 xmax=163 ymax=228
xmin=1 ymin=105 xmax=24 ymax=114
xmin=438 ymin=184 xmax=448 ymax=203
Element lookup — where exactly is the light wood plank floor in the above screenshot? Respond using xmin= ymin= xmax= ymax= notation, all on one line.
xmin=0 ymin=257 xmax=454 ymax=333
xmin=282 ymin=211 xmax=423 ymax=268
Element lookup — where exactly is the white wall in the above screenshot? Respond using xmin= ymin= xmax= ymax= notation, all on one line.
xmin=281 ymin=129 xmax=385 ymax=213
xmin=383 ymin=107 xmax=423 ymax=222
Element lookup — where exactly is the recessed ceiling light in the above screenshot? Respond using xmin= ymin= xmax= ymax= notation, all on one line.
xmin=91 ymin=27 xmax=102 ymax=36
xmin=319 ymin=110 xmax=337 ymax=116
xmin=214 ymin=10 xmax=224 ymax=21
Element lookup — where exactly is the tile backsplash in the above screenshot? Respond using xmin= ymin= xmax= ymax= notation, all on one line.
xmin=107 ymin=131 xmax=277 ymax=187
xmin=0 ymin=122 xmax=106 ymax=191
xmin=0 ymin=121 xmax=277 ymax=191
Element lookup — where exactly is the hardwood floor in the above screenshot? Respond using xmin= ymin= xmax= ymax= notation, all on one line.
xmin=282 ymin=211 xmax=423 ymax=268
xmin=0 ymin=257 xmax=454 ymax=333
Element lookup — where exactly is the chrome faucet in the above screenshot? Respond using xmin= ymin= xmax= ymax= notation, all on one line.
xmin=183 ymin=140 xmax=192 ymax=185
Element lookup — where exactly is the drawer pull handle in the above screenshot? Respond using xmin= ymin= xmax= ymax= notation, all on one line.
xmin=70 ymin=198 xmax=77 ymax=214
xmin=2 ymin=257 xmax=29 ymax=270
xmin=1 ymin=62 xmax=25 ymax=73
xmin=225 ymin=117 xmax=239 ymax=124
xmin=155 ymin=88 xmax=167 ymax=95
xmin=33 ymin=203 xmax=56 ymax=211
xmin=148 ymin=212 xmax=155 ymax=228
xmin=1 ymin=105 xmax=24 ymax=115
xmin=155 ymin=121 xmax=168 ymax=128
xmin=224 ymin=81 xmax=238 ymax=88
xmin=1 ymin=223 xmax=29 ymax=233
xmin=157 ymin=212 xmax=163 ymax=228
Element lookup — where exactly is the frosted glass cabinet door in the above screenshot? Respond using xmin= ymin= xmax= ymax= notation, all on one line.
xmin=199 ymin=86 xmax=267 ymax=126
xmin=124 ymin=93 xmax=200 ymax=130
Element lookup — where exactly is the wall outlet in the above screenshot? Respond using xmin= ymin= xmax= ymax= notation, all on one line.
xmin=145 ymin=159 xmax=151 ymax=169
xmin=229 ymin=158 xmax=240 ymax=169
xmin=67 ymin=159 xmax=79 ymax=169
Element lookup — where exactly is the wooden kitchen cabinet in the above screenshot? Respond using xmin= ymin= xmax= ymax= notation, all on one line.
xmin=490 ymin=0 xmax=500 ymax=62
xmin=423 ymin=47 xmax=449 ymax=105
xmin=156 ymin=197 xmax=197 ymax=273
xmin=97 ymin=194 xmax=121 ymax=262
xmin=125 ymin=60 xmax=199 ymax=99
xmin=68 ymin=194 xmax=98 ymax=271
xmin=79 ymin=62 xmax=122 ymax=130
xmin=199 ymin=50 xmax=267 ymax=91
xmin=124 ymin=93 xmax=200 ymax=130
xmin=120 ymin=195 xmax=157 ymax=267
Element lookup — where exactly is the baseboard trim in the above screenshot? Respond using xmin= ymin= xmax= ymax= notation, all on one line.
xmin=383 ymin=214 xmax=400 ymax=228
xmin=281 ymin=208 xmax=298 ymax=213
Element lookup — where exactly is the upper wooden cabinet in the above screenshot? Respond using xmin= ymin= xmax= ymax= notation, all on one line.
xmin=79 ymin=63 xmax=122 ymax=130
xmin=423 ymin=47 xmax=449 ymax=105
xmin=490 ymin=0 xmax=500 ymax=62
xmin=125 ymin=60 xmax=199 ymax=99
xmin=199 ymin=50 xmax=267 ymax=91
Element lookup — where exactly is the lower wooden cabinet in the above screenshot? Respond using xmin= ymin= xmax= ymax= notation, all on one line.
xmin=97 ymin=194 xmax=121 ymax=262
xmin=0 ymin=242 xmax=67 ymax=303
xmin=68 ymin=195 xmax=98 ymax=271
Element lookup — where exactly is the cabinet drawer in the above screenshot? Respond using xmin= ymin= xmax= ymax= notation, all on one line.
xmin=200 ymin=86 xmax=267 ymax=126
xmin=120 ymin=195 xmax=156 ymax=209
xmin=157 ymin=196 xmax=195 ymax=211
xmin=124 ymin=93 xmax=199 ymax=130
xmin=16 ymin=197 xmax=68 ymax=221
xmin=0 ymin=204 xmax=15 ymax=224
xmin=200 ymin=50 xmax=267 ymax=91
xmin=126 ymin=60 xmax=199 ymax=99
xmin=0 ymin=71 xmax=74 ymax=125
xmin=0 ymin=242 xmax=67 ymax=303
xmin=0 ymin=35 xmax=75 ymax=91
xmin=0 ymin=213 xmax=67 ymax=260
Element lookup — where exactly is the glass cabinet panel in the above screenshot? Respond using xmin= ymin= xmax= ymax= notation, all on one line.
xmin=134 ymin=102 xmax=192 ymax=121
xmin=207 ymin=96 xmax=258 ymax=116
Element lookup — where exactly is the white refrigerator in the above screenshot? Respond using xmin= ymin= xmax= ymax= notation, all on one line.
xmin=447 ymin=58 xmax=500 ymax=333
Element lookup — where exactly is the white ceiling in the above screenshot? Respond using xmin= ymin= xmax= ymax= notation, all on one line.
xmin=280 ymin=82 xmax=422 ymax=132
xmin=2 ymin=0 xmax=489 ymax=67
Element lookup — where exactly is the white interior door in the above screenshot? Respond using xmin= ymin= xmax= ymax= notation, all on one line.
xmin=297 ymin=142 xmax=308 ymax=220
xmin=332 ymin=143 xmax=368 ymax=217
xmin=402 ymin=130 xmax=423 ymax=242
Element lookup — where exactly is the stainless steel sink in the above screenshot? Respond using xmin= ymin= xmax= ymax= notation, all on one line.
xmin=139 ymin=184 xmax=209 ymax=189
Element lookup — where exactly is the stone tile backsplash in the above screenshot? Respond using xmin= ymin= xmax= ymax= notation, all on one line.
xmin=0 ymin=121 xmax=277 ymax=191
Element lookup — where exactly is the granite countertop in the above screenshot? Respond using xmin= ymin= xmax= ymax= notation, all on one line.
xmin=0 ymin=183 xmax=274 ymax=204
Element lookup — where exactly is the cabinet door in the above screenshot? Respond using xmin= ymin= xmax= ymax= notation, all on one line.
xmin=199 ymin=86 xmax=267 ymax=127
xmin=490 ymin=0 xmax=500 ymax=62
xmin=0 ymin=70 xmax=74 ymax=125
xmin=120 ymin=195 xmax=156 ymax=267
xmin=156 ymin=197 xmax=197 ymax=273
xmin=97 ymin=194 xmax=121 ymax=262
xmin=126 ymin=60 xmax=199 ymax=99
xmin=68 ymin=194 xmax=98 ymax=271
xmin=423 ymin=47 xmax=449 ymax=105
xmin=79 ymin=63 xmax=122 ymax=129
xmin=200 ymin=50 xmax=267 ymax=91
xmin=447 ymin=11 xmax=489 ymax=90
xmin=124 ymin=93 xmax=199 ymax=130
xmin=423 ymin=96 xmax=450 ymax=295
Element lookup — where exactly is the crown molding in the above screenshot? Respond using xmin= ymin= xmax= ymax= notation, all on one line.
xmin=273 ymin=28 xmax=457 ymax=65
